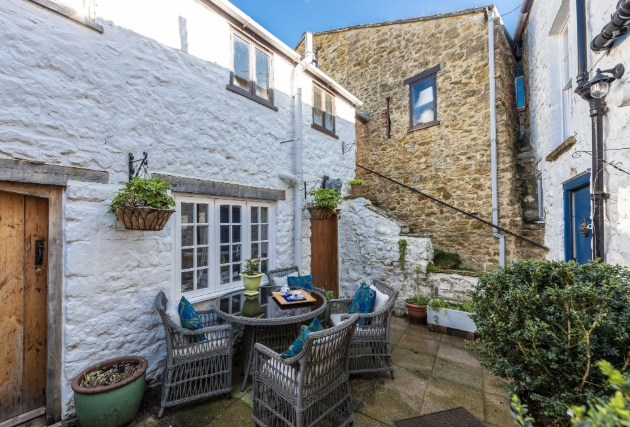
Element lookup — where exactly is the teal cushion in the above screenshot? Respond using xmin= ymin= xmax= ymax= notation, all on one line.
xmin=178 ymin=296 xmax=202 ymax=330
xmin=349 ymin=283 xmax=376 ymax=325
xmin=279 ymin=317 xmax=323 ymax=359
xmin=287 ymin=275 xmax=314 ymax=291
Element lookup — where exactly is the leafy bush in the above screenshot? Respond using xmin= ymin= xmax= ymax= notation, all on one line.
xmin=470 ymin=260 xmax=630 ymax=421
xmin=568 ymin=360 xmax=630 ymax=426
xmin=405 ymin=294 xmax=430 ymax=306
xmin=348 ymin=178 xmax=364 ymax=186
xmin=310 ymin=188 xmax=343 ymax=210
xmin=427 ymin=298 xmax=474 ymax=313
xmin=108 ymin=177 xmax=175 ymax=214
xmin=433 ymin=249 xmax=461 ymax=269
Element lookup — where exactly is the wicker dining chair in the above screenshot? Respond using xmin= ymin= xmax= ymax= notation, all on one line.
xmin=328 ymin=280 xmax=399 ymax=378
xmin=154 ymin=291 xmax=233 ymax=418
xmin=252 ymin=314 xmax=360 ymax=427
xmin=265 ymin=266 xmax=327 ymax=324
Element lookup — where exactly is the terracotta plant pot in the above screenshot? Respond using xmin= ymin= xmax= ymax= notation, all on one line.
xmin=71 ymin=356 xmax=148 ymax=427
xmin=404 ymin=301 xmax=427 ymax=324
xmin=114 ymin=206 xmax=175 ymax=231
xmin=351 ymin=185 xmax=364 ymax=196
xmin=241 ymin=272 xmax=265 ymax=296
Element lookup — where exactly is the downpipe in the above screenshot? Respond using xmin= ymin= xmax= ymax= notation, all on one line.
xmin=488 ymin=9 xmax=506 ymax=267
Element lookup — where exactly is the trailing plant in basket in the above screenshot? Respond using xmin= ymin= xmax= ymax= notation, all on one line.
xmin=470 ymin=260 xmax=630 ymax=422
xmin=108 ymin=177 xmax=175 ymax=214
xmin=309 ymin=188 xmax=343 ymax=210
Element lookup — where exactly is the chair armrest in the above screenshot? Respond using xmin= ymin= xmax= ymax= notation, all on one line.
xmin=329 ymin=298 xmax=352 ymax=314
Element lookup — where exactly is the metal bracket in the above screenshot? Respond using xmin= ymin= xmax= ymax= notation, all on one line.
xmin=128 ymin=152 xmax=148 ymax=182
xmin=279 ymin=138 xmax=300 ymax=144
xmin=342 ymin=140 xmax=356 ymax=155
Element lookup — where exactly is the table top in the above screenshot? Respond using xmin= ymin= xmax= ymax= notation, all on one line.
xmin=212 ymin=286 xmax=327 ymax=326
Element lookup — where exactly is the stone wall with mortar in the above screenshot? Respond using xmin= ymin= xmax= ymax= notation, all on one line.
xmin=0 ymin=0 xmax=357 ymax=417
xmin=522 ymin=0 xmax=630 ymax=266
xmin=300 ymin=8 xmax=546 ymax=271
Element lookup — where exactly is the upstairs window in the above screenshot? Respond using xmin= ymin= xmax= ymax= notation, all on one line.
xmin=404 ymin=65 xmax=441 ymax=132
xmin=312 ymin=86 xmax=337 ymax=138
xmin=228 ymin=32 xmax=276 ymax=111
xmin=516 ymin=76 xmax=526 ymax=109
xmin=560 ymin=22 xmax=572 ymax=141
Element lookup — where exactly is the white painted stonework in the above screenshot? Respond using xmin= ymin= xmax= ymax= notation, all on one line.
xmin=524 ymin=0 xmax=630 ymax=266
xmin=425 ymin=273 xmax=479 ymax=303
xmin=0 ymin=0 xmax=358 ymax=417
xmin=338 ymin=198 xmax=433 ymax=308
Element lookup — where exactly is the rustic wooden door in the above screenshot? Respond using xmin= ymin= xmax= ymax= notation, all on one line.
xmin=0 ymin=192 xmax=48 ymax=424
xmin=310 ymin=213 xmax=339 ymax=297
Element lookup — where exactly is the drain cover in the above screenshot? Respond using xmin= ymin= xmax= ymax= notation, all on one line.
xmin=394 ymin=407 xmax=484 ymax=427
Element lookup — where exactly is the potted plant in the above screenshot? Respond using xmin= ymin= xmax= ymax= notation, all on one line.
xmin=307 ymin=188 xmax=343 ymax=220
xmin=348 ymin=178 xmax=365 ymax=196
xmin=427 ymin=298 xmax=476 ymax=333
xmin=71 ymin=356 xmax=148 ymax=427
xmin=240 ymin=256 xmax=264 ymax=297
xmin=108 ymin=177 xmax=176 ymax=231
xmin=404 ymin=294 xmax=430 ymax=324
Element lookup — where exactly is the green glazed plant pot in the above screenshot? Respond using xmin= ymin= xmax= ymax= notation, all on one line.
xmin=241 ymin=272 xmax=264 ymax=296
xmin=71 ymin=356 xmax=148 ymax=427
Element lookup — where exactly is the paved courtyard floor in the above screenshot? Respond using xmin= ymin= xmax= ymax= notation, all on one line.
xmin=130 ymin=317 xmax=513 ymax=427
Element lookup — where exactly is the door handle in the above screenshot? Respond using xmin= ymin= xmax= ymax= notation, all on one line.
xmin=35 ymin=239 xmax=45 ymax=266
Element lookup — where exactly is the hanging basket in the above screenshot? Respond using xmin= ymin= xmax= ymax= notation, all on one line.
xmin=114 ymin=206 xmax=175 ymax=231
xmin=307 ymin=206 xmax=335 ymax=220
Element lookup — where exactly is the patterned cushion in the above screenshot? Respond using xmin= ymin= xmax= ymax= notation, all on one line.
xmin=272 ymin=272 xmax=299 ymax=288
xmin=287 ymin=275 xmax=314 ymax=291
xmin=279 ymin=317 xmax=323 ymax=359
xmin=349 ymin=283 xmax=376 ymax=325
xmin=178 ymin=296 xmax=202 ymax=330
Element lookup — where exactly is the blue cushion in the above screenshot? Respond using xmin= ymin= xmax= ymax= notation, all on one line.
xmin=178 ymin=296 xmax=202 ymax=330
xmin=349 ymin=283 xmax=376 ymax=325
xmin=287 ymin=275 xmax=314 ymax=291
xmin=279 ymin=317 xmax=323 ymax=359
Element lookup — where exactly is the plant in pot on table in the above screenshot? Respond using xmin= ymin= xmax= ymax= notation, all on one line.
xmin=348 ymin=178 xmax=365 ymax=196
xmin=108 ymin=177 xmax=176 ymax=231
xmin=307 ymin=188 xmax=343 ymax=220
xmin=404 ymin=294 xmax=430 ymax=324
xmin=240 ymin=255 xmax=264 ymax=298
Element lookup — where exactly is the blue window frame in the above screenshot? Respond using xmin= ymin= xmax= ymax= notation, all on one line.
xmin=516 ymin=76 xmax=525 ymax=109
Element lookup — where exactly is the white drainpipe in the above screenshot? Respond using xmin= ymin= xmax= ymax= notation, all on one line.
xmin=488 ymin=9 xmax=506 ymax=267
xmin=279 ymin=32 xmax=314 ymax=270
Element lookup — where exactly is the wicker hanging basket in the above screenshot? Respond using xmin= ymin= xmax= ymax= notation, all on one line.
xmin=114 ymin=206 xmax=175 ymax=231
xmin=307 ymin=206 xmax=335 ymax=220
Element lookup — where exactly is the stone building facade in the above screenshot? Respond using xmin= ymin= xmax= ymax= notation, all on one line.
xmin=299 ymin=7 xmax=546 ymax=271
xmin=0 ymin=0 xmax=363 ymax=421
xmin=516 ymin=0 xmax=630 ymax=266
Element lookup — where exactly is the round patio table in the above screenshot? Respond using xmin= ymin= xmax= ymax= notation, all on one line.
xmin=212 ymin=286 xmax=327 ymax=391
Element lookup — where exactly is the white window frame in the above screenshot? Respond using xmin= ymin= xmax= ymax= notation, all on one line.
xmin=172 ymin=195 xmax=275 ymax=302
xmin=560 ymin=21 xmax=572 ymax=141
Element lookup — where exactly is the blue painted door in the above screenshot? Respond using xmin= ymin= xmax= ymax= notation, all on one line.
xmin=570 ymin=185 xmax=592 ymax=263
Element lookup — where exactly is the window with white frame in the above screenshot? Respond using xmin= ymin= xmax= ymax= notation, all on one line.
xmin=227 ymin=31 xmax=275 ymax=109
xmin=174 ymin=196 xmax=273 ymax=300
xmin=560 ymin=22 xmax=572 ymax=141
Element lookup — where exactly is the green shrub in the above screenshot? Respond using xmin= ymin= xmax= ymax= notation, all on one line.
xmin=428 ymin=298 xmax=474 ymax=313
xmin=108 ymin=177 xmax=175 ymax=214
xmin=405 ymin=294 xmax=430 ymax=305
xmin=568 ymin=360 xmax=630 ymax=426
xmin=310 ymin=188 xmax=343 ymax=210
xmin=348 ymin=178 xmax=364 ymax=186
xmin=470 ymin=260 xmax=630 ymax=421
xmin=433 ymin=249 xmax=461 ymax=269
xmin=398 ymin=239 xmax=408 ymax=269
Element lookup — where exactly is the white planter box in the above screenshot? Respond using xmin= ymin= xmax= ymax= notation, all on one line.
xmin=427 ymin=308 xmax=476 ymax=333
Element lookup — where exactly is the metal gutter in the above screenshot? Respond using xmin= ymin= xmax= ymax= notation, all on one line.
xmin=591 ymin=0 xmax=630 ymax=51
xmin=209 ymin=0 xmax=362 ymax=107
xmin=513 ymin=0 xmax=534 ymax=44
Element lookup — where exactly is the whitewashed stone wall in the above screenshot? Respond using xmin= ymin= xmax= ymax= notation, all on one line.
xmin=425 ymin=274 xmax=479 ymax=303
xmin=524 ymin=0 xmax=630 ymax=266
xmin=0 ymin=0 xmax=356 ymax=417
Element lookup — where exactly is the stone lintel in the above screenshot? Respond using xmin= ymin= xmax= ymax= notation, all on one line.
xmin=546 ymin=136 xmax=577 ymax=162
xmin=0 ymin=159 xmax=109 ymax=186
xmin=155 ymin=174 xmax=286 ymax=201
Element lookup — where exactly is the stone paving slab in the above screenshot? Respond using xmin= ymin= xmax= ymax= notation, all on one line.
xmin=127 ymin=317 xmax=512 ymax=427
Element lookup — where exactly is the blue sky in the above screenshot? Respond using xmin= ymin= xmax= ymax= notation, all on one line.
xmin=230 ymin=0 xmax=523 ymax=48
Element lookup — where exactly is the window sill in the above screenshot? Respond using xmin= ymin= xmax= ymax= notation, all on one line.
xmin=181 ymin=277 xmax=271 ymax=305
xmin=226 ymin=84 xmax=278 ymax=111
xmin=408 ymin=120 xmax=440 ymax=133
xmin=26 ymin=0 xmax=104 ymax=33
xmin=311 ymin=123 xmax=339 ymax=139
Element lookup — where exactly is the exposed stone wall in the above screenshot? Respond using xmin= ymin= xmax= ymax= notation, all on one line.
xmin=522 ymin=0 xmax=630 ymax=266
xmin=0 ymin=0 xmax=357 ymax=417
xmin=301 ymin=9 xmax=546 ymax=271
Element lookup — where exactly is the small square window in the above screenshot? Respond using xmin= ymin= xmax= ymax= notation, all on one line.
xmin=404 ymin=65 xmax=441 ymax=132
xmin=312 ymin=86 xmax=337 ymax=138
xmin=516 ymin=76 xmax=526 ymax=109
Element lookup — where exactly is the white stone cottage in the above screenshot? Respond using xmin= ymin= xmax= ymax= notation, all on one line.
xmin=514 ymin=0 xmax=630 ymax=266
xmin=0 ymin=0 xmax=370 ymax=422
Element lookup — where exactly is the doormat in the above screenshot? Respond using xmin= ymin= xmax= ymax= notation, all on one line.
xmin=394 ymin=407 xmax=484 ymax=427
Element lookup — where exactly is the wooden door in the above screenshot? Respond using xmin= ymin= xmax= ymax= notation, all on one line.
xmin=0 ymin=192 xmax=48 ymax=424
xmin=310 ymin=213 xmax=339 ymax=297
